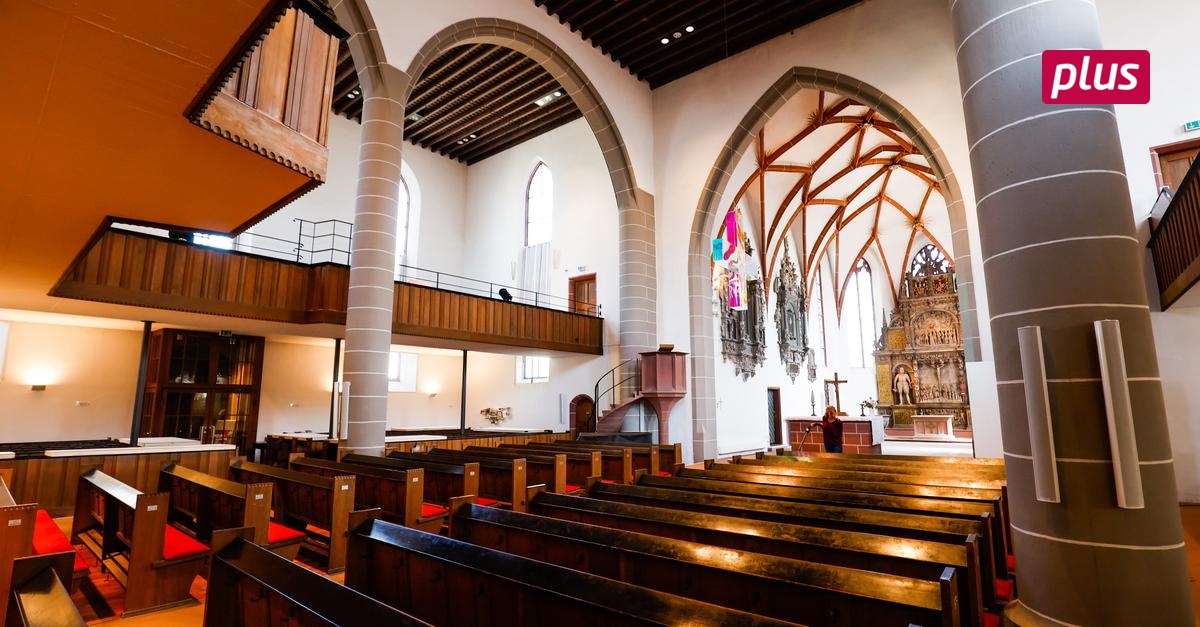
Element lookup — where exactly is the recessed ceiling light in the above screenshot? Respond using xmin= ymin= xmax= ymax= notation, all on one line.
xmin=685 ymin=25 xmax=695 ymax=33
xmin=469 ymin=133 xmax=477 ymax=139
xmin=660 ymin=38 xmax=669 ymax=44
xmin=347 ymin=93 xmax=356 ymax=99
xmin=408 ymin=112 xmax=422 ymax=122
xmin=534 ymin=90 xmax=566 ymax=107
xmin=673 ymin=32 xmax=681 ymax=38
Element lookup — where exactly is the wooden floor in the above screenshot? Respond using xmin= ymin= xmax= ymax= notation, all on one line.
xmin=63 ymin=507 xmax=1200 ymax=625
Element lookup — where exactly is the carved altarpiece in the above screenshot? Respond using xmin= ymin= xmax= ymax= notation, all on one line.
xmin=873 ymin=257 xmax=971 ymax=429
xmin=773 ymin=241 xmax=807 ymax=382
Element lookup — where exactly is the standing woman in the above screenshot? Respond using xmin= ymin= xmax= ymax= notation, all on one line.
xmin=820 ymin=405 xmax=844 ymax=453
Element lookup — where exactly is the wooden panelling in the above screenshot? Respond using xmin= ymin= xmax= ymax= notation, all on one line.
xmin=199 ymin=8 xmax=339 ymax=180
xmin=53 ymin=230 xmax=604 ymax=355
xmin=1150 ymin=153 xmax=1200 ymax=308
xmin=383 ymin=432 xmax=563 ymax=455
xmin=0 ymin=449 xmax=236 ymax=516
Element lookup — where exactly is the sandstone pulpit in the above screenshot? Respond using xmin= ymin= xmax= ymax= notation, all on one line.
xmin=639 ymin=349 xmax=687 ymax=443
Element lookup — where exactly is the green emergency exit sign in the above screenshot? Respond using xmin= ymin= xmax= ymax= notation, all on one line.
xmin=1186 ymin=120 xmax=1200 ymax=132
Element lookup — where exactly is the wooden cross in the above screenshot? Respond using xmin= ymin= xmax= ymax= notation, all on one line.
xmin=825 ymin=372 xmax=848 ymax=414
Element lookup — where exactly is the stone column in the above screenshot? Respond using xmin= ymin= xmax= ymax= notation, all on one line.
xmin=340 ymin=61 xmax=409 ymax=456
xmin=950 ymin=2 xmax=1192 ymax=625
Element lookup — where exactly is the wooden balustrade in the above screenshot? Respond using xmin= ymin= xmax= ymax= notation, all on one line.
xmin=53 ymin=228 xmax=604 ymax=355
xmin=1149 ymin=155 xmax=1200 ymax=308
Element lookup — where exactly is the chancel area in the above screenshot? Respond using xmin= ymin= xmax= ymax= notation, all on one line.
xmin=0 ymin=0 xmax=1198 ymax=625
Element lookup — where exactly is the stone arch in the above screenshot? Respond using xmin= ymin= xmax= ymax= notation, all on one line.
xmin=687 ymin=67 xmax=980 ymax=460
xmin=406 ymin=19 xmax=657 ymax=358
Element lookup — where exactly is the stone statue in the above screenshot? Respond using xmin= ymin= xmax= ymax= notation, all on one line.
xmin=894 ymin=367 xmax=913 ymax=405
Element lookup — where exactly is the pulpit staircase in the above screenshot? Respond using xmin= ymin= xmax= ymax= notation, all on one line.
xmin=591 ymin=358 xmax=645 ymax=433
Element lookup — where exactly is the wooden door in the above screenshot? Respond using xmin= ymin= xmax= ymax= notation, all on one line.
xmin=767 ymin=388 xmax=783 ymax=446
xmin=569 ymin=274 xmax=597 ymax=315
xmin=1153 ymin=140 xmax=1200 ymax=194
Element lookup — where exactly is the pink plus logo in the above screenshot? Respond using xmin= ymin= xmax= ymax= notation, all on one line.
xmin=1042 ymin=50 xmax=1150 ymax=104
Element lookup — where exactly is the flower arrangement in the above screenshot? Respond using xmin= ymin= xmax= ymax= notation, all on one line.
xmin=480 ymin=407 xmax=512 ymax=425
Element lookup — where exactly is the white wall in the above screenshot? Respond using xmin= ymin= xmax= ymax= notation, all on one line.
xmin=386 ymin=351 xmax=464 ymax=429
xmin=257 ymin=338 xmax=338 ymax=436
xmin=1096 ymin=0 xmax=1200 ymax=502
xmin=248 ymin=115 xmax=468 ymax=274
xmin=0 ymin=321 xmax=141 ymax=442
xmin=649 ymin=0 xmax=1000 ymax=459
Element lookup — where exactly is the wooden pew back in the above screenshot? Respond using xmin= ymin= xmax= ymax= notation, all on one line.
xmin=204 ymin=536 xmax=430 ymax=627
xmin=347 ymin=518 xmax=796 ymax=626
xmin=430 ymin=447 xmax=568 ymax=494
xmin=508 ymin=442 xmax=636 ymax=482
xmin=6 ymin=552 xmax=86 ymax=627
xmin=450 ymin=501 xmax=958 ymax=627
xmin=387 ymin=451 xmax=533 ymax=511
xmin=732 ymin=456 xmax=1007 ymax=489
xmin=158 ymin=464 xmax=273 ymax=544
xmin=288 ymin=456 xmax=431 ymax=531
xmin=555 ymin=440 xmax=684 ymax=473
xmin=0 ymin=477 xmax=38 ymax=622
xmin=465 ymin=445 xmax=598 ymax=490
xmin=342 ymin=454 xmax=478 ymax=506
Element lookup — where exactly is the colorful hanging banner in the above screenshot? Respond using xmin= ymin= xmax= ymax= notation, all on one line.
xmin=712 ymin=237 xmax=724 ymax=264
xmin=724 ymin=210 xmax=739 ymax=259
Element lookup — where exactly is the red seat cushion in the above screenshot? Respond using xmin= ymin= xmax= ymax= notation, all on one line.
xmin=33 ymin=510 xmax=87 ymax=573
xmin=421 ymin=503 xmax=448 ymax=518
xmin=655 ymin=471 xmax=671 ymax=476
xmin=564 ymin=484 xmax=583 ymax=493
xmin=162 ymin=525 xmax=209 ymax=560
xmin=995 ymin=578 xmax=1014 ymax=602
xmin=599 ymin=479 xmax=615 ymax=484
xmin=984 ymin=612 xmax=1001 ymax=627
xmin=475 ymin=497 xmax=499 ymax=507
xmin=267 ymin=521 xmax=304 ymax=544
xmin=1006 ymin=554 xmax=1016 ymax=572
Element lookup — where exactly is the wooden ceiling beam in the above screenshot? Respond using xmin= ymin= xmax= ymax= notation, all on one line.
xmin=452 ymin=97 xmax=578 ymax=162
xmin=406 ymin=45 xmax=504 ymax=111
xmin=405 ymin=58 xmax=541 ymax=136
xmin=629 ymin=2 xmax=766 ymax=78
xmin=462 ymin=108 xmax=584 ymax=164
xmin=412 ymin=74 xmax=561 ymax=152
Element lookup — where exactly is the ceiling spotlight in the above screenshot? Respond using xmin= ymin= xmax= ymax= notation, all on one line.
xmin=685 ymin=25 xmax=695 ymax=33
xmin=660 ymin=37 xmax=669 ymax=44
xmin=468 ymin=133 xmax=477 ymax=139
xmin=408 ymin=112 xmax=423 ymax=122
xmin=534 ymin=90 xmax=566 ymax=107
xmin=347 ymin=92 xmax=357 ymax=99
xmin=673 ymin=31 xmax=682 ymax=38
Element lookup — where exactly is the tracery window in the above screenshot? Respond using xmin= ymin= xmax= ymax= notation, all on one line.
xmin=526 ymin=163 xmax=553 ymax=246
xmin=910 ymin=244 xmax=950 ymax=276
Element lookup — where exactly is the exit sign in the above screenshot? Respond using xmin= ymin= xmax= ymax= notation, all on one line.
xmin=1185 ymin=120 xmax=1200 ymax=132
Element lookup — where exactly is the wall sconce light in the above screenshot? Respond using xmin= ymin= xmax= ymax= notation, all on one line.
xmin=30 ymin=385 xmax=47 ymax=392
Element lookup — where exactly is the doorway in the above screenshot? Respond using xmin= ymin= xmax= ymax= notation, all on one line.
xmin=569 ymin=394 xmax=596 ymax=433
xmin=569 ymin=273 xmax=597 ymax=315
xmin=767 ymin=388 xmax=782 ymax=446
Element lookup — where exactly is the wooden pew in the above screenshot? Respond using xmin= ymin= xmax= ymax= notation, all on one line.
xmin=430 ymin=447 xmax=572 ymax=494
xmin=287 ymin=456 xmax=440 ymax=532
xmin=515 ymin=441 xmax=649 ymax=479
xmin=587 ymin=478 xmax=1000 ymax=611
xmin=346 ymin=518 xmax=796 ymax=626
xmin=680 ymin=464 xmax=1011 ymax=572
xmin=531 ymin=490 xmax=985 ymax=626
xmin=386 ymin=451 xmax=538 ymax=512
xmin=228 ymin=459 xmax=375 ymax=573
xmin=551 ymin=439 xmax=684 ymax=474
xmin=341 ymin=454 xmax=480 ymax=514
xmin=733 ymin=455 xmax=1007 ymax=489
xmin=753 ymin=452 xmax=1008 ymax=480
xmin=449 ymin=499 xmax=960 ymax=627
xmin=465 ymin=445 xmax=599 ymax=492
xmin=157 ymin=464 xmax=304 ymax=559
xmin=501 ymin=442 xmax=632 ymax=484
xmin=0 ymin=477 xmax=38 ymax=622
xmin=204 ymin=535 xmax=430 ymax=627
xmin=6 ymin=552 xmax=87 ymax=627
xmin=807 ymin=452 xmax=1006 ymax=465
xmin=70 ymin=469 xmax=212 ymax=614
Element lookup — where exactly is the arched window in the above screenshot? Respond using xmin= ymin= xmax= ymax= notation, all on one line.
xmin=843 ymin=258 xmax=876 ymax=368
xmin=811 ymin=266 xmax=827 ymax=366
xmin=910 ymin=244 xmax=950 ymax=276
xmin=526 ymin=163 xmax=553 ymax=246
xmin=394 ymin=177 xmax=411 ymax=271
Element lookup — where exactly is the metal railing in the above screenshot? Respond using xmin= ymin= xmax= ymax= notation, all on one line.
xmin=589 ymin=357 xmax=641 ymax=430
xmin=1148 ymin=155 xmax=1200 ymax=309
xmin=110 ymin=220 xmax=601 ymax=317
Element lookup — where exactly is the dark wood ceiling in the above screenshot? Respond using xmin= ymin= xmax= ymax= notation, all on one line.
xmin=331 ymin=43 xmax=582 ymax=164
xmin=535 ymin=0 xmax=861 ymax=88
xmin=326 ymin=1 xmax=859 ymax=162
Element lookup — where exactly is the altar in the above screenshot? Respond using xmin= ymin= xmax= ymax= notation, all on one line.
xmin=786 ymin=416 xmax=885 ymax=454
xmin=912 ymin=414 xmax=955 ymax=438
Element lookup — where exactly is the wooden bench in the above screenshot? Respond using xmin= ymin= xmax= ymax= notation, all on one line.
xmin=228 ymin=459 xmax=375 ymax=573
xmin=158 ymin=464 xmax=304 ymax=559
xmin=287 ymin=456 xmax=442 ymax=532
xmin=386 ymin=450 xmax=539 ymax=512
xmin=753 ymin=452 xmax=1008 ymax=481
xmin=513 ymin=441 xmax=647 ymax=480
xmin=465 ymin=445 xmax=599 ymax=492
xmin=0 ymin=476 xmax=88 ymax=611
xmin=588 ymin=478 xmax=1000 ymax=611
xmin=529 ymin=490 xmax=985 ymax=626
xmin=450 ymin=498 xmax=959 ymax=626
xmin=681 ymin=464 xmax=1011 ymax=576
xmin=6 ymin=552 xmax=87 ymax=627
xmin=346 ymin=517 xmax=795 ymax=626
xmin=429 ymin=447 xmax=573 ymax=494
xmin=341 ymin=453 xmax=480 ymax=515
xmin=556 ymin=439 xmax=684 ymax=473
xmin=70 ymin=469 xmax=213 ymax=614
xmin=501 ymin=442 xmax=631 ymax=484
xmin=732 ymin=455 xmax=1007 ymax=489
xmin=204 ymin=534 xmax=429 ymax=627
